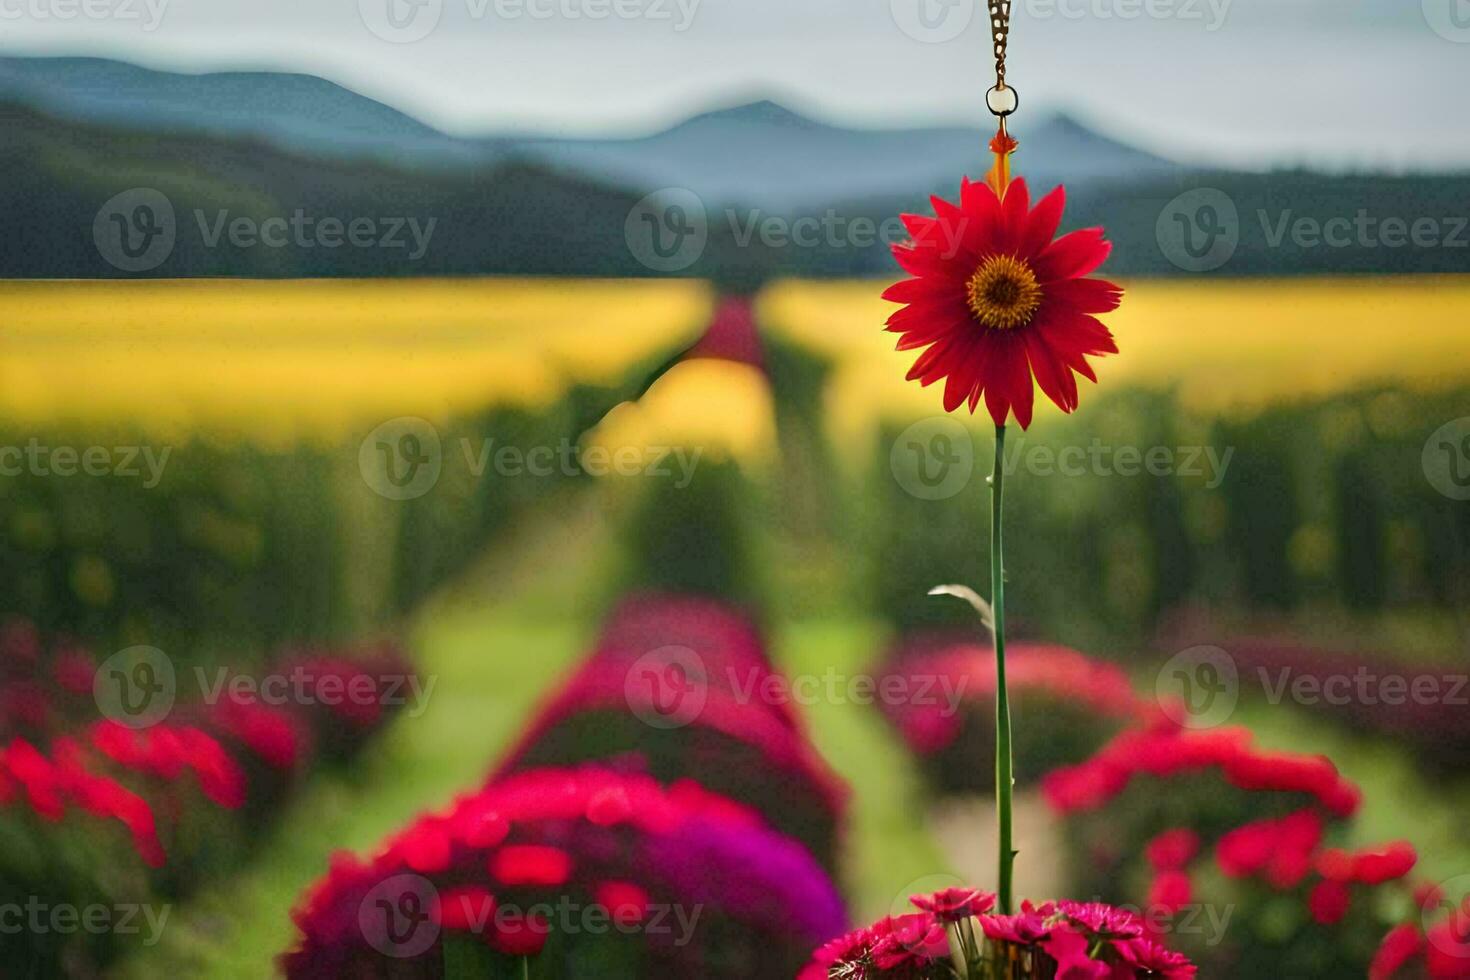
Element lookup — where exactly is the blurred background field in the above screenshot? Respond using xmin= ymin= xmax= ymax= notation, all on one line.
xmin=5 ymin=274 xmax=1465 ymax=652
xmin=2 ymin=10 xmax=1469 ymax=972
xmin=3 ymin=269 xmax=1468 ymax=975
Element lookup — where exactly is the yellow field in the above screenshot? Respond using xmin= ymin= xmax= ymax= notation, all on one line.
xmin=0 ymin=278 xmax=711 ymax=444
xmin=4 ymin=276 xmax=1467 ymax=453
xmin=761 ymin=275 xmax=1470 ymax=446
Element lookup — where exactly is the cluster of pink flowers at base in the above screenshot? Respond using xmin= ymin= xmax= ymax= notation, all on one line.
xmin=801 ymin=888 xmax=1195 ymax=979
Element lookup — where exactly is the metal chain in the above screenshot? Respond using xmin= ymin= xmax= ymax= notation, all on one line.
xmin=988 ymin=0 xmax=1011 ymax=90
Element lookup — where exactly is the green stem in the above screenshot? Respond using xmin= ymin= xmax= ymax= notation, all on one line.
xmin=991 ymin=423 xmax=1015 ymax=915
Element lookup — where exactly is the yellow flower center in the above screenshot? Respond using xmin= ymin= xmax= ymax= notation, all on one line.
xmin=966 ymin=254 xmax=1042 ymax=330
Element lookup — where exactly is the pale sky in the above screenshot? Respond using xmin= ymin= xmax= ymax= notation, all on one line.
xmin=2 ymin=0 xmax=1467 ymax=170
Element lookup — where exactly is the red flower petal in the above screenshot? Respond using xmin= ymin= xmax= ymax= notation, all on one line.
xmin=490 ymin=845 xmax=573 ymax=887
xmin=1046 ymin=277 xmax=1124 ymax=314
xmin=1035 ymin=228 xmax=1112 ymax=282
xmin=881 ymin=277 xmax=941 ymax=304
xmin=959 ymin=178 xmax=1003 ymax=256
xmin=1024 ymin=328 xmax=1078 ymax=414
xmin=1308 ymin=880 xmax=1352 ymax=926
xmin=998 ymin=178 xmax=1031 ymax=255
xmin=1038 ymin=308 xmax=1118 ymax=357
xmin=996 ymin=335 xmax=1034 ymax=429
xmin=1021 ymin=185 xmax=1067 ymax=259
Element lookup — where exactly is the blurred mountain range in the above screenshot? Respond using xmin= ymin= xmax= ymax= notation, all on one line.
xmin=1 ymin=55 xmax=1464 ymax=279
xmin=0 ymin=56 xmax=1175 ymax=208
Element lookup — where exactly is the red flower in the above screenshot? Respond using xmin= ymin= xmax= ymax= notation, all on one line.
xmin=1216 ymin=810 xmax=1322 ymax=889
xmin=490 ymin=844 xmax=573 ymax=887
xmin=1042 ymin=924 xmax=1111 ymax=979
xmin=1047 ymin=900 xmax=1144 ymax=940
xmin=868 ymin=913 xmax=950 ymax=970
xmin=1308 ymin=880 xmax=1352 ymax=925
xmin=979 ymin=907 xmax=1050 ymax=946
xmin=1145 ymin=829 xmax=1200 ymax=872
xmin=884 ymin=177 xmax=1121 ymax=427
xmin=392 ymin=818 xmax=452 ymax=874
xmin=1418 ymin=882 xmax=1449 ymax=913
xmin=595 ymin=881 xmax=649 ymax=927
xmin=1148 ymin=870 xmax=1193 ymax=912
xmin=801 ymin=925 xmax=875 ymax=979
xmin=1370 ymin=923 xmax=1424 ymax=980
xmin=437 ymin=886 xmax=496 ymax=932
xmin=910 ymin=886 xmax=996 ymax=921
xmin=1425 ymin=914 xmax=1470 ymax=979
xmin=1115 ymin=935 xmax=1198 ymax=979
xmin=1318 ymin=841 xmax=1418 ymax=886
